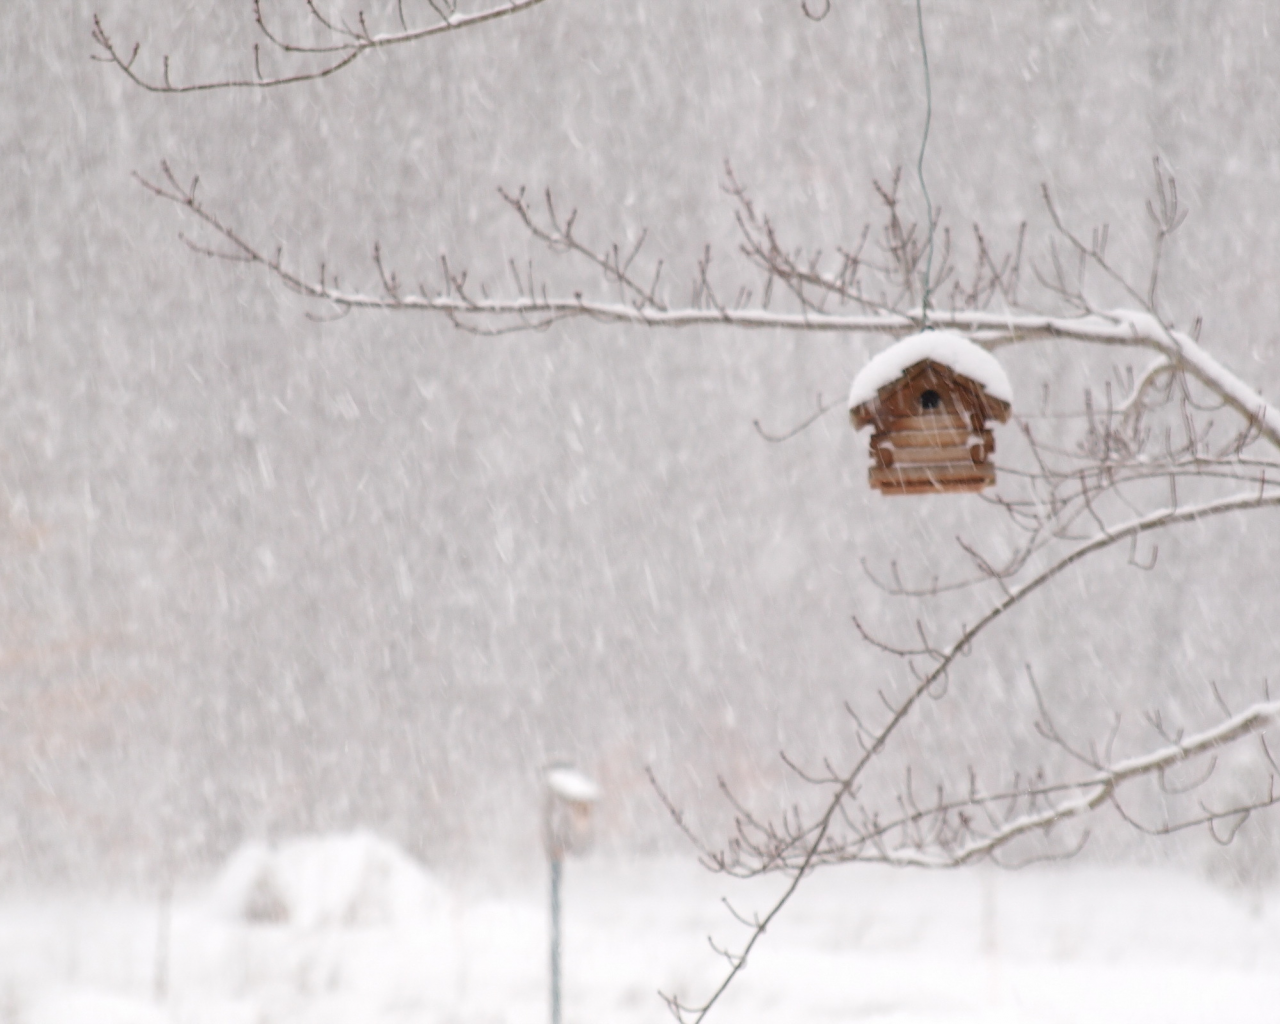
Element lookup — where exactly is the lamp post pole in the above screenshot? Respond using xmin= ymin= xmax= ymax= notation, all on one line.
xmin=549 ymin=853 xmax=563 ymax=1024
xmin=543 ymin=763 xmax=601 ymax=1024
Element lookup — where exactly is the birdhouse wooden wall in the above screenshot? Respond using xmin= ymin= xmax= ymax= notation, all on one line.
xmin=851 ymin=360 xmax=1011 ymax=495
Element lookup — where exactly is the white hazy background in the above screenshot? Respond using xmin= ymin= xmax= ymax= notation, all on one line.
xmin=2 ymin=2 xmax=1280 ymax=1017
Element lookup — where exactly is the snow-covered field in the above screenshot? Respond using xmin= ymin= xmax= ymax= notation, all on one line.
xmin=4 ymin=834 xmax=1279 ymax=1024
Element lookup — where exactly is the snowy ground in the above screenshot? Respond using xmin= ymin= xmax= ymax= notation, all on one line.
xmin=4 ymin=837 xmax=1280 ymax=1024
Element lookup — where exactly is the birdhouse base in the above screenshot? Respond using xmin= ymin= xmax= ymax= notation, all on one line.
xmin=870 ymin=463 xmax=996 ymax=495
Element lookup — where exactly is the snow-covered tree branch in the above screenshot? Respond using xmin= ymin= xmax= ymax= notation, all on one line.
xmin=137 ymin=161 xmax=1280 ymax=450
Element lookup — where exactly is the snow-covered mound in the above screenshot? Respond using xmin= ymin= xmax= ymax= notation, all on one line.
xmin=848 ymin=329 xmax=1014 ymax=411
xmin=209 ymin=831 xmax=447 ymax=927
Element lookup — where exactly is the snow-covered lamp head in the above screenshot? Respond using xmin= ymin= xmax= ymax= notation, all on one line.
xmin=543 ymin=762 xmax=602 ymax=860
xmin=848 ymin=330 xmax=1013 ymax=495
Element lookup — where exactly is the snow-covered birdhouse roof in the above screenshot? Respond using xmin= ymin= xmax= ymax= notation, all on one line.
xmin=848 ymin=329 xmax=1013 ymax=425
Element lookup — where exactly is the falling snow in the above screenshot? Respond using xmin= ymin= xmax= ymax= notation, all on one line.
xmin=3 ymin=1 xmax=1280 ymax=1021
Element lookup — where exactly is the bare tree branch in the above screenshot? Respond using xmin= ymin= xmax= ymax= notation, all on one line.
xmin=657 ymin=485 xmax=1280 ymax=1022
xmin=135 ymin=161 xmax=1280 ymax=451
xmin=91 ymin=0 xmax=551 ymax=93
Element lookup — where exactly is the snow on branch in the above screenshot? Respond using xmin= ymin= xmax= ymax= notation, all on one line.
xmin=977 ymin=309 xmax=1280 ymax=450
xmin=694 ymin=694 xmax=1280 ymax=874
xmin=135 ymin=161 xmax=1280 ymax=451
xmin=873 ymin=698 xmax=1280 ymax=869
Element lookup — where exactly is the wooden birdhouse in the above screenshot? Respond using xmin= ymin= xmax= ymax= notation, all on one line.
xmin=848 ymin=330 xmax=1013 ymax=495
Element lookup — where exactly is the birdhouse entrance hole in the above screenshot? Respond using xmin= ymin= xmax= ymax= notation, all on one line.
xmin=847 ymin=331 xmax=1013 ymax=496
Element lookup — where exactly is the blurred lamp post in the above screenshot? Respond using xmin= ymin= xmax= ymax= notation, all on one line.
xmin=543 ymin=763 xmax=601 ymax=1024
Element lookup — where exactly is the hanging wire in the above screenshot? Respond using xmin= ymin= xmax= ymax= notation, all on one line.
xmin=914 ymin=0 xmax=936 ymax=326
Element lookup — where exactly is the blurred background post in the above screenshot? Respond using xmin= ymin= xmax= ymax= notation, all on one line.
xmin=543 ymin=763 xmax=601 ymax=1024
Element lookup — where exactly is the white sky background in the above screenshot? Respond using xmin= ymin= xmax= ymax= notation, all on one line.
xmin=0 ymin=0 xmax=1278 ymax=889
